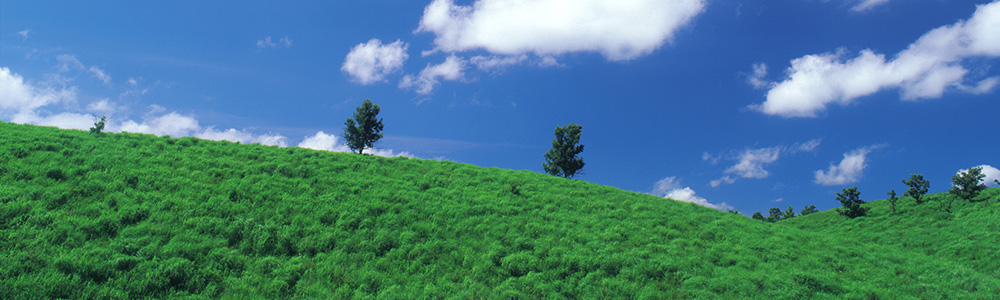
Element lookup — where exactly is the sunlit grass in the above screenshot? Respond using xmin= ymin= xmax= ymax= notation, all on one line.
xmin=2 ymin=121 xmax=998 ymax=298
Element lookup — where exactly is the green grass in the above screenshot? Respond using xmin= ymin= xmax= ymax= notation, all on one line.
xmin=2 ymin=121 xmax=998 ymax=299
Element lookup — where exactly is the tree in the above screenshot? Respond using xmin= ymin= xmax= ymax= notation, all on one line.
xmin=800 ymin=204 xmax=818 ymax=216
xmin=950 ymin=166 xmax=986 ymax=201
xmin=89 ymin=115 xmax=106 ymax=134
xmin=887 ymin=189 xmax=898 ymax=214
xmin=751 ymin=211 xmax=765 ymax=221
xmin=783 ymin=206 xmax=796 ymax=219
xmin=727 ymin=209 xmax=740 ymax=215
xmin=996 ymin=179 xmax=999 ymax=186
xmin=902 ymin=174 xmax=929 ymax=204
xmin=766 ymin=207 xmax=784 ymax=223
xmin=836 ymin=186 xmax=867 ymax=218
xmin=343 ymin=99 xmax=384 ymax=155
xmin=543 ymin=123 xmax=585 ymax=178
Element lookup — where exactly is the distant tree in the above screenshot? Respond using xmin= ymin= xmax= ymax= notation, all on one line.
xmin=751 ymin=211 xmax=765 ymax=221
xmin=836 ymin=186 xmax=867 ymax=218
xmin=766 ymin=207 xmax=784 ymax=223
xmin=950 ymin=166 xmax=986 ymax=201
xmin=783 ymin=206 xmax=796 ymax=219
xmin=996 ymin=179 xmax=1000 ymax=186
xmin=800 ymin=204 xmax=818 ymax=216
xmin=727 ymin=209 xmax=740 ymax=215
xmin=902 ymin=174 xmax=930 ymax=204
xmin=89 ymin=115 xmax=106 ymax=134
xmin=887 ymin=189 xmax=898 ymax=214
xmin=543 ymin=123 xmax=585 ymax=178
xmin=343 ymin=99 xmax=384 ymax=155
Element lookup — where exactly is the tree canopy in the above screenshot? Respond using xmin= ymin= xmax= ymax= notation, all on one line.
xmin=950 ymin=166 xmax=986 ymax=201
xmin=543 ymin=123 xmax=585 ymax=178
xmin=344 ymin=99 xmax=384 ymax=155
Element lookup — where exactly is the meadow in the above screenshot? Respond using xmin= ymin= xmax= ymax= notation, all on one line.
xmin=1 ymin=121 xmax=998 ymax=299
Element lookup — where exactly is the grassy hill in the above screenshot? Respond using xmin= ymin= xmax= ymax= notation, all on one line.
xmin=2 ymin=121 xmax=998 ymax=299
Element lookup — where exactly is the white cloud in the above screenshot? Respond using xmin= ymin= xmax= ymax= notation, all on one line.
xmin=256 ymin=36 xmax=293 ymax=49
xmin=0 ymin=67 xmax=77 ymax=115
xmin=341 ymin=39 xmax=409 ymax=85
xmin=748 ymin=63 xmax=770 ymax=89
xmin=958 ymin=165 xmax=1000 ymax=187
xmin=298 ymin=131 xmax=351 ymax=152
xmin=399 ymin=54 xmax=466 ymax=94
xmin=415 ymin=0 xmax=705 ymax=61
xmin=297 ymin=131 xmax=412 ymax=158
xmin=653 ymin=176 xmax=734 ymax=211
xmin=814 ymin=146 xmax=876 ymax=186
xmin=757 ymin=1 xmax=1000 ymax=118
xmin=18 ymin=29 xmax=30 ymax=39
xmin=88 ymin=66 xmax=111 ymax=85
xmin=3 ymin=66 xmax=287 ymax=146
xmin=852 ymin=0 xmax=890 ymax=12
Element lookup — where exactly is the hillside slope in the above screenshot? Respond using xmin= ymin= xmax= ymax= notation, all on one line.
xmin=2 ymin=122 xmax=998 ymax=299
xmin=783 ymin=188 xmax=1000 ymax=278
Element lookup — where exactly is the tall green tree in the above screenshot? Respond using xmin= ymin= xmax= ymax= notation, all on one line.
xmin=766 ymin=207 xmax=783 ymax=223
xmin=800 ymin=205 xmax=818 ymax=216
xmin=836 ymin=186 xmax=867 ymax=218
xmin=950 ymin=166 xmax=986 ymax=201
xmin=902 ymin=174 xmax=929 ymax=204
xmin=751 ymin=211 xmax=765 ymax=221
xmin=783 ymin=206 xmax=796 ymax=219
xmin=543 ymin=123 xmax=585 ymax=178
xmin=343 ymin=99 xmax=384 ymax=155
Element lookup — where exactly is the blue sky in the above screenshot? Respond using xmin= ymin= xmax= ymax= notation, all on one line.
xmin=2 ymin=0 xmax=998 ymax=214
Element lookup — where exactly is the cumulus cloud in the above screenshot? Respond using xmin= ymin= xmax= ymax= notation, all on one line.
xmin=852 ymin=0 xmax=890 ymax=12
xmin=958 ymin=165 xmax=1000 ymax=187
xmin=814 ymin=146 xmax=877 ymax=186
xmin=399 ymin=54 xmax=466 ymax=94
xmin=257 ymin=36 xmax=293 ymax=49
xmin=653 ymin=177 xmax=734 ymax=211
xmin=297 ymin=131 xmax=412 ymax=158
xmin=341 ymin=39 xmax=409 ymax=85
xmin=415 ymin=0 xmax=705 ymax=61
xmin=756 ymin=1 xmax=1000 ymax=118
xmin=710 ymin=139 xmax=822 ymax=187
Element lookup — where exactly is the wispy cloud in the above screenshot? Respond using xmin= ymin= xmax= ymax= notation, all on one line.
xmin=399 ymin=54 xmax=466 ymax=95
xmin=709 ymin=139 xmax=822 ymax=187
xmin=18 ymin=29 xmax=30 ymax=39
xmin=852 ymin=0 xmax=890 ymax=12
xmin=814 ymin=145 xmax=880 ymax=186
xmin=755 ymin=1 xmax=1000 ymax=117
xmin=256 ymin=36 xmax=293 ymax=50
